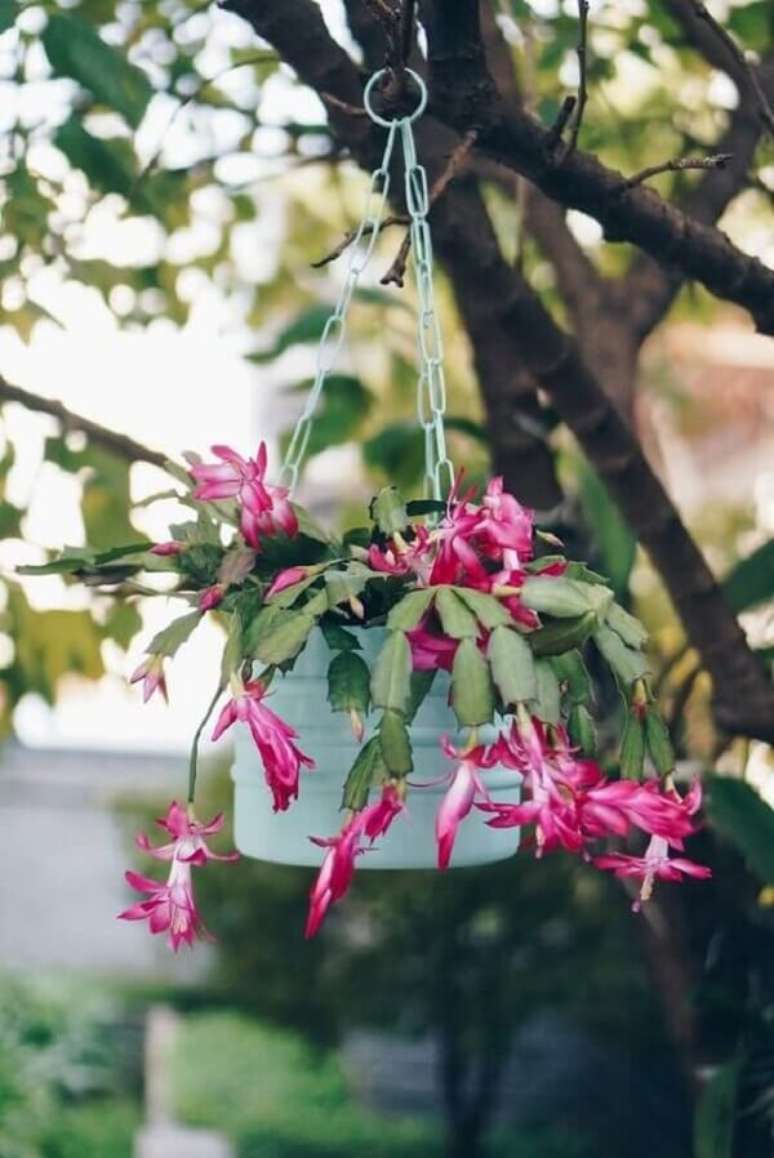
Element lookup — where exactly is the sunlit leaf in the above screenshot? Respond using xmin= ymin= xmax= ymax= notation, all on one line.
xmin=43 ymin=12 xmax=152 ymax=127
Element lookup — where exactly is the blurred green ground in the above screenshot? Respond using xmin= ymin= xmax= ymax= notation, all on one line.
xmin=0 ymin=976 xmax=593 ymax=1158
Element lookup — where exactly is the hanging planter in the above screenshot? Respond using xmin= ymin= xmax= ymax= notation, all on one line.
xmin=231 ymin=625 xmax=521 ymax=870
xmin=22 ymin=69 xmax=710 ymax=950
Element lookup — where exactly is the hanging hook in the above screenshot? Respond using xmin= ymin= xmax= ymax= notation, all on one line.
xmin=363 ymin=68 xmax=427 ymax=128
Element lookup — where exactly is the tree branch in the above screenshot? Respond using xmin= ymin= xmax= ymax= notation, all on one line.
xmin=567 ymin=0 xmax=589 ymax=154
xmin=676 ymin=0 xmax=774 ymax=137
xmin=0 ymin=376 xmax=169 ymax=470
xmin=225 ymin=0 xmax=774 ymax=741
xmin=620 ymin=152 xmax=733 ymax=191
xmin=421 ymin=0 xmax=774 ymax=334
xmin=621 ymin=4 xmax=774 ymax=340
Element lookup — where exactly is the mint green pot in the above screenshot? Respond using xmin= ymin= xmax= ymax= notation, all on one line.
xmin=232 ymin=627 xmax=521 ymax=869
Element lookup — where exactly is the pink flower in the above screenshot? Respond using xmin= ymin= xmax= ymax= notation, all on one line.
xmin=474 ymin=476 xmax=534 ymax=562
xmin=266 ymin=566 xmax=307 ymax=599
xmin=483 ymin=715 xmax=710 ymax=906
xmin=436 ymin=738 xmax=498 ymax=870
xmin=368 ymin=527 xmax=434 ymax=583
xmin=120 ymin=868 xmax=204 ymax=951
xmin=199 ymin=583 xmax=225 ymax=611
xmin=150 ymin=541 xmax=183 ymax=557
xmin=430 ymin=507 xmax=488 ymax=587
xmin=406 ymin=620 xmax=459 ymax=672
xmin=190 ymin=442 xmax=298 ymax=549
xmin=305 ymin=784 xmax=405 ymax=937
xmin=595 ymin=835 xmax=711 ymax=910
xmin=130 ymin=654 xmax=167 ymax=703
xmin=363 ymin=782 xmax=405 ymax=841
xmin=211 ymin=680 xmax=314 ymax=811
xmin=305 ymin=816 xmax=364 ymax=938
xmin=118 ymin=802 xmax=237 ymax=951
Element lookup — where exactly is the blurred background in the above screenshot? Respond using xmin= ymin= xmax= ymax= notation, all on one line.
xmin=0 ymin=1 xmax=773 ymax=1156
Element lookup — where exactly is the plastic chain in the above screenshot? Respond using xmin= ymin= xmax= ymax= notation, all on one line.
xmin=280 ymin=68 xmax=451 ymax=502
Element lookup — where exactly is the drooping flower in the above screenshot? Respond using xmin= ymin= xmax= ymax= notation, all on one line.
xmin=120 ymin=868 xmax=203 ymax=951
xmin=363 ymin=782 xmax=405 ymax=841
xmin=481 ymin=714 xmax=709 ymax=904
xmin=305 ymin=816 xmax=365 ymax=939
xmin=190 ymin=442 xmax=298 ymax=549
xmin=436 ymin=738 xmax=498 ymax=870
xmin=118 ymin=802 xmax=237 ymax=951
xmin=211 ymin=680 xmax=314 ymax=812
xmin=130 ymin=654 xmax=168 ymax=703
xmin=595 ymin=835 xmax=712 ymax=910
xmin=305 ymin=784 xmax=405 ymax=938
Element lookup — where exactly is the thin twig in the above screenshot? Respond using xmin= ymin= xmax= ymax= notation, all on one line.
xmin=313 ymin=131 xmax=479 ymax=282
xmin=618 ymin=152 xmax=732 ymax=192
xmin=312 ymin=213 xmax=407 ymax=269
xmin=380 ymin=130 xmax=480 ymax=288
xmin=381 ymin=233 xmax=413 ymax=287
xmin=688 ymin=0 xmax=774 ymax=137
xmin=545 ymin=95 xmax=576 ymax=152
xmin=0 ymin=375 xmax=169 ymax=469
xmin=399 ymin=0 xmax=417 ymax=65
xmin=567 ymin=0 xmax=590 ymax=153
xmin=319 ymin=91 xmax=368 ymax=118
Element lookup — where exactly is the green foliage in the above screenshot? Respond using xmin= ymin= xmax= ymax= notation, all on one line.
xmin=451 ymin=636 xmax=493 ymax=726
xmin=593 ymin=624 xmax=650 ymax=688
xmin=0 ymin=2 xmax=16 ymax=34
xmin=341 ymin=736 xmax=385 ymax=811
xmin=487 ymin=626 xmax=537 ymax=705
xmin=521 ymin=575 xmax=612 ymax=619
xmin=379 ymin=707 xmax=412 ymax=774
xmin=434 ymin=586 xmax=478 ymax=639
xmin=370 ymin=630 xmax=411 ymax=712
xmin=363 ymin=425 xmax=425 ymax=490
xmin=45 ymin=437 xmax=142 ymax=548
xmin=386 ymin=587 xmax=435 ymax=631
xmin=723 ymin=539 xmax=774 ymax=613
xmin=577 ymin=464 xmax=637 ymax=600
xmin=0 ymin=975 xmax=141 ymax=1158
xmin=284 ymin=376 xmax=374 ymax=459
xmin=247 ymin=607 xmax=318 ymax=665
xmin=694 ymin=1059 xmax=741 ymax=1158
xmin=42 ymin=11 xmax=153 ymax=127
xmin=146 ymin=609 xmax=202 ymax=658
xmin=533 ymin=658 xmax=561 ymax=725
xmin=370 ymin=486 xmax=408 ymax=536
xmin=619 ymin=711 xmax=646 ymax=780
xmin=327 ymin=650 xmax=371 ymax=715
xmin=707 ymin=778 xmax=774 ymax=884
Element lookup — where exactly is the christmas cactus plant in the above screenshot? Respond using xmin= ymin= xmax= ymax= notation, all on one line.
xmin=22 ymin=442 xmax=710 ymax=949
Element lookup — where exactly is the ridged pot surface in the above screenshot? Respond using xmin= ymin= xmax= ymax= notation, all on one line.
xmin=231 ymin=627 xmax=521 ymax=869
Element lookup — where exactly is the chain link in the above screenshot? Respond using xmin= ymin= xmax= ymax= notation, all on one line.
xmin=280 ymin=70 xmax=450 ymax=501
xmin=400 ymin=115 xmax=451 ymax=501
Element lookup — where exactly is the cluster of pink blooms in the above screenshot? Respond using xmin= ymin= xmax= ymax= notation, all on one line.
xmin=305 ymin=718 xmax=709 ymax=934
xmin=119 ymin=802 xmax=237 ymax=951
xmin=191 ymin=442 xmax=297 ymax=548
xmin=121 ymin=446 xmax=709 ymax=947
xmin=370 ymin=477 xmax=565 ymax=669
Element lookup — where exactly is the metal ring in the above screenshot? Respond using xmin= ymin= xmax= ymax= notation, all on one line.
xmin=363 ymin=68 xmax=428 ymax=128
